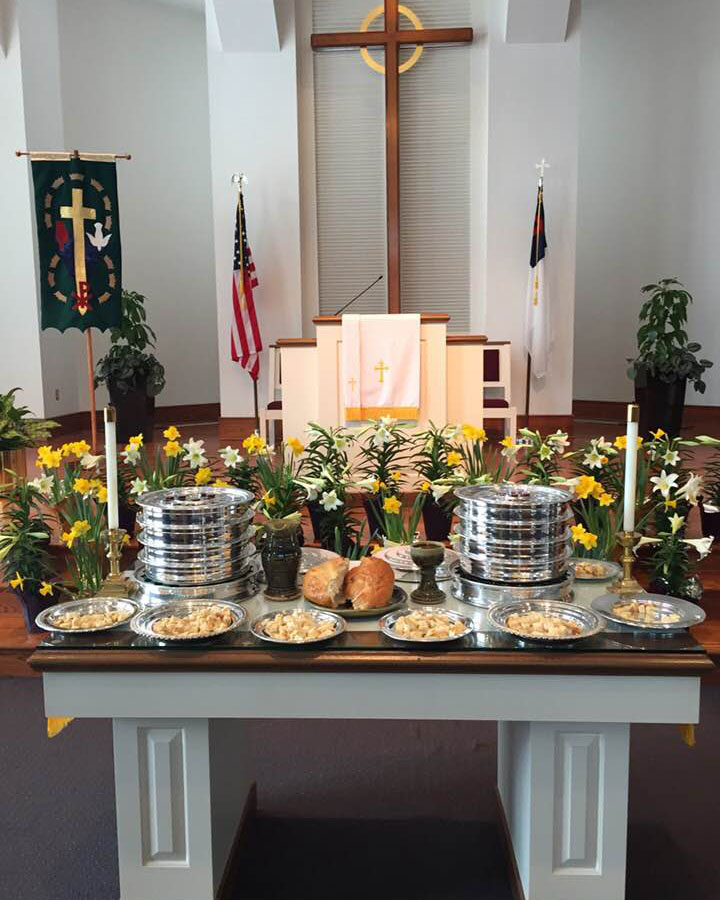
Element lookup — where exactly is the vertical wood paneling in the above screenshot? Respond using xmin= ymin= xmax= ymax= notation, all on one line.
xmin=138 ymin=727 xmax=188 ymax=864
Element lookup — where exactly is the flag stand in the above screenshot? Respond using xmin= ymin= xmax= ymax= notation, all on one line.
xmin=85 ymin=329 xmax=98 ymax=452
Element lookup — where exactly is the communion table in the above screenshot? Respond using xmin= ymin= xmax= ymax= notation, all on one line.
xmin=30 ymin=580 xmax=712 ymax=900
xmin=276 ymin=314 xmax=487 ymax=435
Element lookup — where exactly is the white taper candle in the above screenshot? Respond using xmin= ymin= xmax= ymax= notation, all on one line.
xmin=622 ymin=404 xmax=639 ymax=533
xmin=104 ymin=406 xmax=119 ymax=530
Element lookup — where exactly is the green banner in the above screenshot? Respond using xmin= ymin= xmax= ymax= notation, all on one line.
xmin=31 ymin=158 xmax=122 ymax=332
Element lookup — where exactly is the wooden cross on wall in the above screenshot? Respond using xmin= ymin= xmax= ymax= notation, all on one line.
xmin=311 ymin=1 xmax=473 ymax=314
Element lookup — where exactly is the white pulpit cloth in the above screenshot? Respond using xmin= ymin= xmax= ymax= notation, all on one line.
xmin=342 ymin=313 xmax=421 ymax=421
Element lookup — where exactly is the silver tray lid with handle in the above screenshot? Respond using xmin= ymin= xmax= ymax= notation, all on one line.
xmin=136 ymin=486 xmax=255 ymax=527
xmin=592 ymin=592 xmax=706 ymax=631
xmin=455 ymin=483 xmax=572 ymax=517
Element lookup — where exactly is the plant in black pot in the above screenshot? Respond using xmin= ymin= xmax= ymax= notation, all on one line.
xmin=627 ymin=278 xmax=712 ymax=437
xmin=696 ymin=435 xmax=720 ymax=540
xmin=0 ymin=476 xmax=60 ymax=632
xmin=95 ymin=290 xmax=166 ymax=443
xmin=412 ymin=423 xmax=456 ymax=541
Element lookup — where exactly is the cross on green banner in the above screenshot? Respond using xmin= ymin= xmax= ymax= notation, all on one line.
xmin=31 ymin=157 xmax=122 ymax=332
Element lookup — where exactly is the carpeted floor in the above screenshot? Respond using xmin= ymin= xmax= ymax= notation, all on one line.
xmin=2 ymin=677 xmax=719 ymax=900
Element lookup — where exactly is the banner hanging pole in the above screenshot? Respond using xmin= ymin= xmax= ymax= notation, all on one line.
xmin=85 ymin=330 xmax=98 ymax=452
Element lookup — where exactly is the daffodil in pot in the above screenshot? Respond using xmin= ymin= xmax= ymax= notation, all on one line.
xmin=377 ymin=491 xmax=426 ymax=546
xmin=355 ymin=417 xmax=408 ymax=537
xmin=412 ymin=423 xmax=458 ymax=541
xmin=0 ymin=476 xmax=59 ymax=631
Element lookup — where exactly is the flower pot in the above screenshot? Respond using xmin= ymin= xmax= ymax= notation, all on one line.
xmin=118 ymin=497 xmax=137 ymax=534
xmin=261 ymin=520 xmax=301 ymax=600
xmin=109 ymin=383 xmax=156 ymax=444
xmin=306 ymin=500 xmax=324 ymax=543
xmin=635 ymin=374 xmax=686 ymax=438
xmin=699 ymin=501 xmax=720 ymax=540
xmin=16 ymin=590 xmax=54 ymax=633
xmin=362 ymin=495 xmax=386 ymax=538
xmin=421 ymin=497 xmax=453 ymax=542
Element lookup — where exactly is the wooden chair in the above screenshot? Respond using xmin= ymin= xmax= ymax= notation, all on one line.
xmin=258 ymin=345 xmax=283 ymax=445
xmin=481 ymin=342 xmax=517 ymax=439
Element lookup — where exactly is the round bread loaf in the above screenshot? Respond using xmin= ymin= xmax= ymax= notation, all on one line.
xmin=302 ymin=557 xmax=348 ymax=608
xmin=345 ymin=556 xmax=395 ymax=609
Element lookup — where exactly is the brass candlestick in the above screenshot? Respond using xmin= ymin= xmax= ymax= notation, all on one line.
xmin=608 ymin=531 xmax=645 ymax=596
xmin=98 ymin=528 xmax=133 ymax=598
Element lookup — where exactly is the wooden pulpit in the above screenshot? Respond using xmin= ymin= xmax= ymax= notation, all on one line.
xmin=276 ymin=315 xmax=487 ymax=438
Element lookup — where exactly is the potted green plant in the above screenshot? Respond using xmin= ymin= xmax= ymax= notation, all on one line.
xmin=627 ymin=279 xmax=713 ymax=437
xmin=354 ymin=418 xmax=408 ymax=536
xmin=95 ymin=290 xmax=165 ymax=442
xmin=412 ymin=423 xmax=456 ymax=541
xmin=0 ymin=476 xmax=59 ymax=631
xmin=696 ymin=436 xmax=720 ymax=539
xmin=0 ymin=388 xmax=58 ymax=484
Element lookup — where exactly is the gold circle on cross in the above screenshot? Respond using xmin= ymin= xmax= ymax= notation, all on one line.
xmin=360 ymin=4 xmax=424 ymax=75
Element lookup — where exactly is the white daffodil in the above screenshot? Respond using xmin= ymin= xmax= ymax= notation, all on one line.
xmin=677 ymin=473 xmax=702 ymax=506
xmin=29 ymin=474 xmax=54 ymax=497
xmin=80 ymin=452 xmax=103 ymax=469
xmin=669 ymin=513 xmax=685 ymax=534
xmin=683 ymin=536 xmax=714 ymax=559
xmin=122 ymin=444 xmax=141 ymax=465
xmin=546 ymin=430 xmax=570 ymax=451
xmin=320 ymin=490 xmax=343 ymax=511
xmin=583 ymin=448 xmax=604 ymax=469
xmin=219 ymin=446 xmax=241 ymax=468
xmin=184 ymin=447 xmax=209 ymax=469
xmin=662 ymin=449 xmax=680 ymax=467
xmin=538 ymin=443 xmax=553 ymax=461
xmin=130 ymin=477 xmax=149 ymax=496
xmin=650 ymin=469 xmax=679 ymax=499
xmin=431 ymin=483 xmax=452 ymax=503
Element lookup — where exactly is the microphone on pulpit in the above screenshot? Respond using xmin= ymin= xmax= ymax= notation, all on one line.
xmin=333 ymin=275 xmax=384 ymax=316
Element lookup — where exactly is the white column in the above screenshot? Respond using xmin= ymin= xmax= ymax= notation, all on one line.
xmin=498 ymin=720 xmax=630 ymax=900
xmin=113 ymin=719 xmax=215 ymax=900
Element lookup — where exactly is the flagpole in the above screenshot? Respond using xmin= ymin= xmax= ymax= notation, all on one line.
xmin=85 ymin=329 xmax=98 ymax=452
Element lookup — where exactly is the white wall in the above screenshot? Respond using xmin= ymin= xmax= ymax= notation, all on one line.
xmin=206 ymin=0 xmax=303 ymax=419
xmin=484 ymin=0 xmax=580 ymax=416
xmin=38 ymin=0 xmax=218 ymax=417
xmin=574 ymin=0 xmax=720 ymax=406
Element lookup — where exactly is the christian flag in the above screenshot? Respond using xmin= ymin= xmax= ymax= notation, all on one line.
xmin=230 ymin=190 xmax=262 ymax=380
xmin=524 ymin=184 xmax=550 ymax=379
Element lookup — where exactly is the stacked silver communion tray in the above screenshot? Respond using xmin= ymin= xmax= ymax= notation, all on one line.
xmin=131 ymin=486 xmax=259 ymax=605
xmin=451 ymin=483 xmax=574 ymax=607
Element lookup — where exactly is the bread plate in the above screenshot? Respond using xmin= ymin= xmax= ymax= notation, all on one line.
xmin=570 ymin=557 xmax=622 ymax=582
xmin=379 ymin=608 xmax=474 ymax=643
xmin=36 ymin=597 xmax=139 ymax=634
xmin=130 ymin=599 xmax=246 ymax=641
xmin=250 ymin=608 xmax=345 ymax=644
xmin=307 ymin=585 xmax=408 ymax=618
xmin=488 ymin=599 xmax=604 ymax=643
xmin=592 ymin=592 xmax=705 ymax=632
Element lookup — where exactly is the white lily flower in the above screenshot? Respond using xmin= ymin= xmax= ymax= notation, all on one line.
xmin=546 ymin=430 xmax=570 ymax=450
xmin=682 ymin=536 xmax=713 ymax=559
xmin=583 ymin=448 xmax=604 ymax=470
xmin=354 ymin=477 xmax=376 ymax=492
xmin=444 ymin=424 xmax=461 ymax=440
xmin=633 ymin=536 xmax=662 ymax=553
xmin=219 ymin=446 xmax=241 ymax=468
xmin=650 ymin=469 xmax=679 ymax=499
xmin=431 ymin=483 xmax=452 ymax=503
xmin=305 ymin=427 xmax=322 ymax=443
xmin=333 ymin=434 xmax=349 ymax=451
xmin=669 ymin=513 xmax=685 ymax=534
xmin=29 ymin=474 xmax=54 ymax=497
xmin=662 ymin=449 xmax=680 ymax=467
xmin=122 ymin=444 xmax=141 ymax=465
xmin=296 ymin=477 xmax=326 ymax=502
xmin=80 ymin=452 xmax=103 ymax=469
xmin=538 ymin=443 xmax=553 ymax=461
xmin=320 ymin=489 xmax=343 ymax=511
xmin=130 ymin=477 xmax=149 ymax=496
xmin=182 ymin=437 xmax=205 ymax=455
xmin=592 ymin=436 xmax=614 ymax=454
xmin=372 ymin=427 xmax=391 ymax=448
xmin=379 ymin=416 xmax=397 ymax=428
xmin=184 ymin=447 xmax=209 ymax=469
xmin=677 ymin=473 xmax=702 ymax=506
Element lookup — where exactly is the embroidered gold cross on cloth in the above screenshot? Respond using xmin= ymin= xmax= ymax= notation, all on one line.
xmin=341 ymin=314 xmax=420 ymax=421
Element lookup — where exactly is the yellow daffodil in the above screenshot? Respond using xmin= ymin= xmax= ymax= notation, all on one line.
xmin=462 ymin=424 xmax=487 ymax=442
xmin=61 ymin=530 xmax=75 ymax=548
xmin=163 ymin=425 xmax=181 ymax=441
xmin=637 ymin=437 xmax=644 ymax=447
xmin=500 ymin=436 xmax=514 ymax=449
xmin=129 ymin=434 xmax=144 ymax=447
xmin=9 ymin=572 xmax=24 ymax=591
xmin=61 ymin=440 xmax=91 ymax=459
xmin=164 ymin=440 xmax=181 ymax=458
xmin=664 ymin=498 xmax=677 ymax=510
xmin=575 ymin=475 xmax=598 ymax=500
xmin=592 ymin=480 xmax=605 ymax=500
xmin=242 ymin=433 xmax=267 ymax=455
xmin=96 ymin=485 xmax=108 ymax=504
xmin=262 ymin=491 xmax=276 ymax=507
xmin=383 ymin=496 xmax=402 ymax=515
xmin=420 ymin=481 xmax=431 ymax=492
xmin=73 ymin=477 xmax=92 ymax=496
xmin=371 ymin=480 xmax=381 ymax=494
xmin=287 ymin=438 xmax=305 ymax=456
xmin=195 ymin=467 xmax=213 ymax=486
xmin=447 ymin=451 xmax=462 ymax=467
xmin=571 ymin=523 xmax=587 ymax=543
xmin=39 ymin=581 xmax=54 ymax=597
xmin=391 ymin=472 xmax=403 ymax=482
xmin=73 ymin=520 xmax=91 ymax=537
xmin=213 ymin=478 xmax=230 ymax=488
xmin=598 ymin=492 xmax=614 ymax=507
xmin=579 ymin=531 xmax=598 ymax=550
xmin=614 ymin=435 xmax=627 ymax=450
xmin=122 ymin=533 xmax=131 ymax=546
xmin=36 ymin=445 xmax=62 ymax=469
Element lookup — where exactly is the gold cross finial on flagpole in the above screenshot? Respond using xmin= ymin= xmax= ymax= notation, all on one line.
xmin=535 ymin=158 xmax=550 ymax=187
xmin=374 ymin=360 xmax=390 ymax=384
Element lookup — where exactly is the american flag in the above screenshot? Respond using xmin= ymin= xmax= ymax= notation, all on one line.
xmin=230 ymin=191 xmax=262 ymax=380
